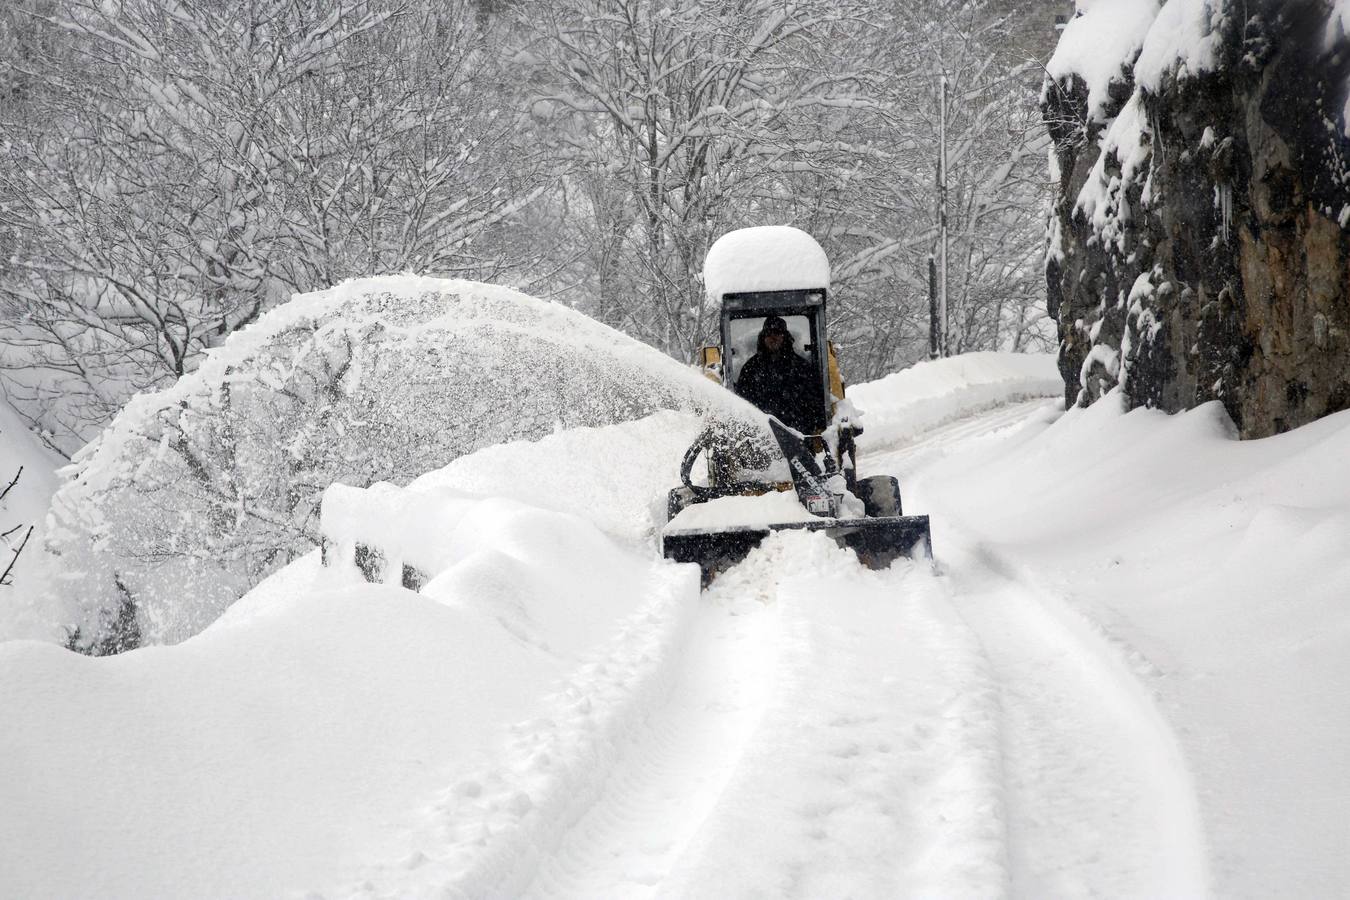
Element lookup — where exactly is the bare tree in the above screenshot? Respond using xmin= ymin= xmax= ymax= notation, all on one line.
xmin=517 ymin=0 xmax=1052 ymax=377
xmin=523 ymin=0 xmax=898 ymax=358
xmin=0 ymin=466 xmax=33 ymax=588
xmin=0 ymin=0 xmax=545 ymax=452
xmin=832 ymin=0 xmax=1052 ymax=375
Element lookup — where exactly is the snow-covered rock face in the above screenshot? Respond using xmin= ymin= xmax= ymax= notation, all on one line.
xmin=1044 ymin=0 xmax=1350 ymax=437
xmin=1044 ymin=0 xmax=1160 ymax=125
xmin=702 ymin=225 xmax=830 ymax=301
xmin=30 ymin=276 xmax=756 ymax=649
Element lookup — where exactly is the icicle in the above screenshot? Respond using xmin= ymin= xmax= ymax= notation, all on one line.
xmin=1216 ymin=182 xmax=1233 ymax=244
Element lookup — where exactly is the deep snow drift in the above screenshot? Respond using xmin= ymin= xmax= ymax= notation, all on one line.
xmin=9 ymin=276 xmax=757 ymax=647
xmin=906 ymin=394 xmax=1350 ymax=898
xmin=4 ymin=350 xmax=1349 ymax=898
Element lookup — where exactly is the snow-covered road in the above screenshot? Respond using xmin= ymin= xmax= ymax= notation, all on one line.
xmin=521 ymin=534 xmax=1005 ymax=900
xmin=522 ymin=572 xmax=780 ymax=898
xmin=502 ymin=399 xmax=1207 ymax=899
xmin=9 ymin=352 xmax=1349 ymax=897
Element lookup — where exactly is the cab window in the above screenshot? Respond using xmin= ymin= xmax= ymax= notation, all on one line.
xmin=725 ymin=314 xmax=814 ymax=389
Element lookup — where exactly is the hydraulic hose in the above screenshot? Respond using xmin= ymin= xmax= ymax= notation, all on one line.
xmin=679 ymin=427 xmax=723 ymax=501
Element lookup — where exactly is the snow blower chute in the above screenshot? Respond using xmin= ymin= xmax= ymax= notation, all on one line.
xmin=661 ymin=226 xmax=931 ymax=582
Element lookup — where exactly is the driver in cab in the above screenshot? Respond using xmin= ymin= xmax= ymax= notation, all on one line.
xmin=735 ymin=316 xmax=827 ymax=434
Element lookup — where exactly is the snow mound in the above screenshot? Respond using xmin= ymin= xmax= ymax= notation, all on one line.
xmin=703 ymin=225 xmax=830 ymax=301
xmin=29 ymin=276 xmax=757 ymax=647
xmin=408 ymin=410 xmax=703 ymax=548
xmin=923 ymin=393 xmax=1350 ymax=896
xmin=847 ymin=351 xmax=1061 ymax=451
xmin=0 ymin=496 xmax=699 ymax=899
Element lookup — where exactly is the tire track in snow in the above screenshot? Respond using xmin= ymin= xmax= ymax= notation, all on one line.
xmin=650 ymin=533 xmax=1009 ymax=899
xmin=862 ymin=397 xmax=1056 ymax=480
xmin=936 ymin=539 xmax=1211 ymax=897
xmin=327 ymin=562 xmax=707 ymax=900
xmin=519 ymin=531 xmax=1010 ymax=899
xmin=869 ymin=398 xmax=1211 ymax=897
xmin=520 ymin=578 xmax=780 ymax=899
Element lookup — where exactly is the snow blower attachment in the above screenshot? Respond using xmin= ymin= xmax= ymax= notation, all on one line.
xmin=661 ymin=225 xmax=931 ymax=583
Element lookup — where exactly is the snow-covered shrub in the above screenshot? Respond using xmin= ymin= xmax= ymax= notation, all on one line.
xmin=40 ymin=277 xmax=747 ymax=648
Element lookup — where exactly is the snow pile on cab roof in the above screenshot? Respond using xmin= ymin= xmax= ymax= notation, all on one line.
xmin=703 ymin=225 xmax=830 ymax=301
xmin=21 ymin=276 xmax=758 ymax=647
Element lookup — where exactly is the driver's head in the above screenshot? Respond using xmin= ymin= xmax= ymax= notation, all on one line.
xmin=759 ymin=316 xmax=792 ymax=354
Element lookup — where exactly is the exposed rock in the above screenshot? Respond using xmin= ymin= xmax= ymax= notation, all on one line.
xmin=1044 ymin=0 xmax=1350 ymax=437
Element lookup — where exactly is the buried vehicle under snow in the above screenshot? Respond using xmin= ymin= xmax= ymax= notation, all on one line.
xmin=662 ymin=226 xmax=932 ymax=582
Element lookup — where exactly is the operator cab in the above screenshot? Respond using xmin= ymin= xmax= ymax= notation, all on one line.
xmin=696 ymin=288 xmax=844 ymax=436
xmin=722 ymin=290 xmax=830 ymax=434
xmin=695 ymin=224 xmax=844 ymax=436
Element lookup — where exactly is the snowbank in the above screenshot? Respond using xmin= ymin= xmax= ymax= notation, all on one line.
xmin=408 ymin=410 xmax=703 ymax=548
xmin=0 ymin=495 xmax=698 ymax=898
xmin=847 ymin=351 xmax=1061 ymax=451
xmin=917 ymin=393 xmax=1350 ymax=896
xmin=702 ymin=225 xmax=830 ymax=300
xmin=24 ymin=276 xmax=754 ymax=647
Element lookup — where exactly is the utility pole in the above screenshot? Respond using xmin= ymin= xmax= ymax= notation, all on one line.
xmin=927 ymin=253 xmax=939 ymax=359
xmin=938 ymin=72 xmax=949 ymax=358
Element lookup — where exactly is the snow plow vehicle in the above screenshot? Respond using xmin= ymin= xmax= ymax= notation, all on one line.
xmin=662 ymin=226 xmax=931 ymax=582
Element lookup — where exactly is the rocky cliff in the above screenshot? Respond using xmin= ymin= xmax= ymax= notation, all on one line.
xmin=1044 ymin=0 xmax=1350 ymax=437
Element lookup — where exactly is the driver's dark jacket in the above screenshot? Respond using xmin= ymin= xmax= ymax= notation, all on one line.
xmin=735 ymin=337 xmax=827 ymax=434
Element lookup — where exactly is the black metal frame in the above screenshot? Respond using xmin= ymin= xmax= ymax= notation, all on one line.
xmin=663 ymin=514 xmax=932 ymax=582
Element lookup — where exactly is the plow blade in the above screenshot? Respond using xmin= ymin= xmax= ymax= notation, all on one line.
xmin=663 ymin=514 xmax=931 ymax=583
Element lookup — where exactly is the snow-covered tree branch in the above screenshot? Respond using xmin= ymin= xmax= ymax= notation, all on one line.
xmin=0 ymin=0 xmax=545 ymax=451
